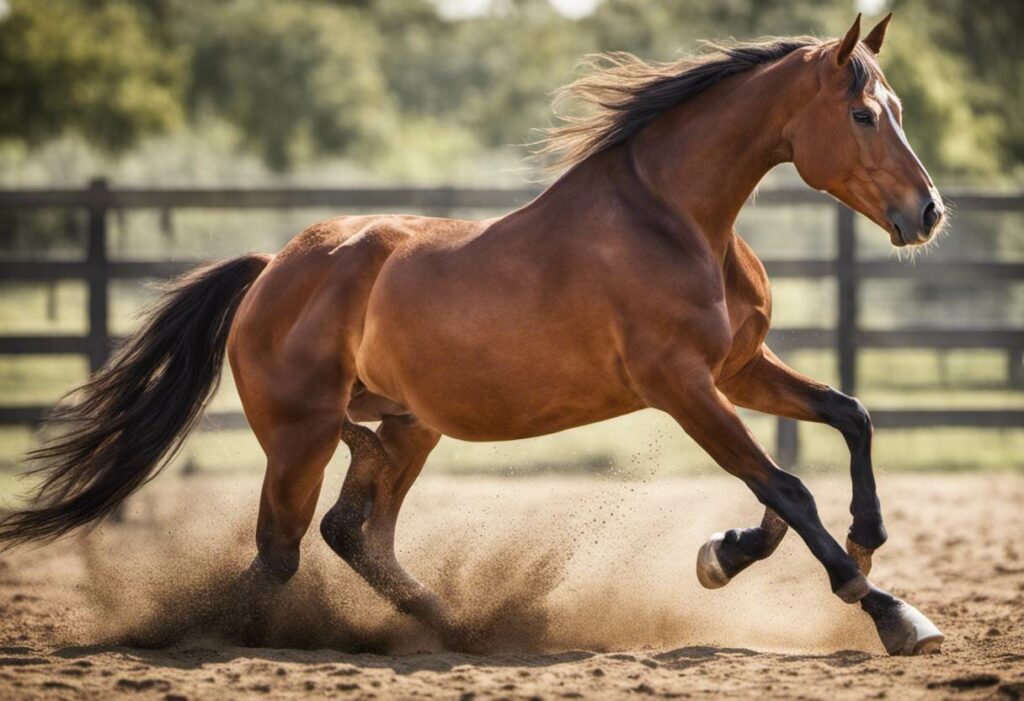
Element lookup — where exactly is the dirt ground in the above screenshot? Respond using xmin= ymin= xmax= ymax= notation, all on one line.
xmin=0 ymin=472 xmax=1022 ymax=700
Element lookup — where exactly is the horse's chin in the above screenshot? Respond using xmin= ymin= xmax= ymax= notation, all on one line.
xmin=888 ymin=224 xmax=908 ymax=247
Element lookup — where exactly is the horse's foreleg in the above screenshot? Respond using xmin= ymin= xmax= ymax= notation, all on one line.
xmin=695 ymin=507 xmax=787 ymax=588
xmin=320 ymin=416 xmax=447 ymax=636
xmin=633 ymin=361 xmax=942 ymax=655
xmin=719 ymin=345 xmax=885 ymax=574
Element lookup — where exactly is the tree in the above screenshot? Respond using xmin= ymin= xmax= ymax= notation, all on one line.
xmin=0 ymin=0 xmax=1019 ymax=181
xmin=179 ymin=0 xmax=394 ymax=171
xmin=879 ymin=4 xmax=1002 ymax=178
xmin=903 ymin=0 xmax=1024 ymax=175
xmin=0 ymin=0 xmax=185 ymax=151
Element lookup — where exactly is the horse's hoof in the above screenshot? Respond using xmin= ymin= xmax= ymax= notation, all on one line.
xmin=875 ymin=599 xmax=944 ymax=655
xmin=696 ymin=532 xmax=730 ymax=589
xmin=846 ymin=536 xmax=874 ymax=575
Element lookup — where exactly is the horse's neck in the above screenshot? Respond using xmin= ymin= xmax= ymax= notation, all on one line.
xmin=623 ymin=59 xmax=813 ymax=260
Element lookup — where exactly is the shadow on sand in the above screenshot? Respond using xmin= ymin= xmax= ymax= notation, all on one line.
xmin=50 ymin=642 xmax=875 ymax=675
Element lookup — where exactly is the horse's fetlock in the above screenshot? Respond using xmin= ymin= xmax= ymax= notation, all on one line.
xmin=713 ymin=526 xmax=772 ymax=579
xmin=255 ymin=548 xmax=300 ymax=583
xmin=723 ymin=526 xmax=767 ymax=561
xmin=849 ymin=517 xmax=888 ymax=550
xmin=834 ymin=572 xmax=871 ymax=603
xmin=774 ymin=471 xmax=812 ymax=505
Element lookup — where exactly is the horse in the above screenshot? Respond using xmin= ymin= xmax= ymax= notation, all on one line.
xmin=0 ymin=14 xmax=947 ymax=655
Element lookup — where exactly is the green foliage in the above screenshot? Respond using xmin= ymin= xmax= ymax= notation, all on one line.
xmin=582 ymin=0 xmax=840 ymax=57
xmin=880 ymin=5 xmax=1001 ymax=176
xmin=0 ymin=0 xmax=185 ymax=151
xmin=0 ymin=0 xmax=1019 ymax=180
xmin=905 ymin=0 xmax=1024 ymax=176
xmin=179 ymin=1 xmax=394 ymax=171
xmin=449 ymin=6 xmax=588 ymax=147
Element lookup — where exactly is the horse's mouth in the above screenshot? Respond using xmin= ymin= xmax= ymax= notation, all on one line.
xmin=889 ymin=221 xmax=933 ymax=248
xmin=889 ymin=222 xmax=908 ymax=247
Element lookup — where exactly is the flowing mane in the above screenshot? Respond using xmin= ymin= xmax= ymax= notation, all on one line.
xmin=536 ymin=36 xmax=873 ymax=173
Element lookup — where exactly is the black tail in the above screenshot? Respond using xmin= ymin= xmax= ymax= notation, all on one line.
xmin=0 ymin=253 xmax=271 ymax=548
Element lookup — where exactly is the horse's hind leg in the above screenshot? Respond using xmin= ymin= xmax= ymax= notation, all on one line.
xmin=231 ymin=406 xmax=344 ymax=643
xmin=251 ymin=412 xmax=343 ymax=582
xmin=320 ymin=415 xmax=445 ymax=633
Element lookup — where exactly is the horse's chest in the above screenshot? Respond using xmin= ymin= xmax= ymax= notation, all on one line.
xmin=726 ymin=288 xmax=770 ymax=348
xmin=722 ymin=245 xmax=772 ymax=364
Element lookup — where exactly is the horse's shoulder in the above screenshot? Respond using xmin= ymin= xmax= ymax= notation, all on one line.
xmin=723 ymin=234 xmax=771 ymax=311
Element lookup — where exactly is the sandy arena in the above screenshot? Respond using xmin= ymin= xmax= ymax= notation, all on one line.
xmin=0 ymin=472 xmax=1022 ymax=700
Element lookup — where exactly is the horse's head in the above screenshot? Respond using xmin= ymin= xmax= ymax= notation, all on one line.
xmin=788 ymin=14 xmax=943 ymax=247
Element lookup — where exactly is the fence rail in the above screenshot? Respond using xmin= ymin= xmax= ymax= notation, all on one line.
xmin=2 ymin=179 xmax=1022 ymax=466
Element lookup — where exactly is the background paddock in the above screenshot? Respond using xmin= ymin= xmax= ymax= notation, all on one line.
xmin=1 ymin=0 xmax=1022 ymax=697
xmin=1 ymin=183 xmax=1022 ymax=495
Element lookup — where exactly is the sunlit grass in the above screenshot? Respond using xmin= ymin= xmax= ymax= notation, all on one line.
xmin=0 ymin=281 xmax=88 ymax=335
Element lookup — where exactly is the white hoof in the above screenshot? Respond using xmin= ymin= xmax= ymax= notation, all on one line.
xmin=878 ymin=600 xmax=944 ymax=655
xmin=696 ymin=532 xmax=731 ymax=589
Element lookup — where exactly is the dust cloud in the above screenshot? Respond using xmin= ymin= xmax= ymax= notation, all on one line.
xmin=71 ymin=475 xmax=879 ymax=656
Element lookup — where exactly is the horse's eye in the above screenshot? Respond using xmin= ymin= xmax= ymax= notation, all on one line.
xmin=852 ymin=109 xmax=876 ymax=126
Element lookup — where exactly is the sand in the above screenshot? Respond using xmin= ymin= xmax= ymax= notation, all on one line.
xmin=0 ymin=472 xmax=1022 ymax=699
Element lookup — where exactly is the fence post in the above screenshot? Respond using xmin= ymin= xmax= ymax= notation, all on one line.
xmin=86 ymin=178 xmax=111 ymax=372
xmin=776 ymin=418 xmax=799 ymax=469
xmin=836 ymin=204 xmax=858 ymax=395
xmin=1008 ymin=348 xmax=1024 ymax=388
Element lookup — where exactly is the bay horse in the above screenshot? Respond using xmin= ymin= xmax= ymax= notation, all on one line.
xmin=0 ymin=14 xmax=947 ymax=655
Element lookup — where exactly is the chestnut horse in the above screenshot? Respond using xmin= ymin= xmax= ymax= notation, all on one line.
xmin=0 ymin=15 xmax=946 ymax=655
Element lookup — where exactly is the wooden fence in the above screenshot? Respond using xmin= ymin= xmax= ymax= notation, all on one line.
xmin=2 ymin=178 xmax=1023 ymax=466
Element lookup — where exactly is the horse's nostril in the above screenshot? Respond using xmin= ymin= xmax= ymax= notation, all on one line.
xmin=922 ymin=200 xmax=942 ymax=234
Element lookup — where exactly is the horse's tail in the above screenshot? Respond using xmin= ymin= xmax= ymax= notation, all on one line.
xmin=0 ymin=253 xmax=271 ymax=549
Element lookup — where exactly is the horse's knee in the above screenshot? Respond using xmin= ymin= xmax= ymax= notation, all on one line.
xmin=820 ymin=390 xmax=872 ymax=446
xmin=751 ymin=470 xmax=817 ymax=522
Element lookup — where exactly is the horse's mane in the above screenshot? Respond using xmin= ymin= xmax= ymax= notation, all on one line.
xmin=535 ymin=35 xmax=873 ymax=174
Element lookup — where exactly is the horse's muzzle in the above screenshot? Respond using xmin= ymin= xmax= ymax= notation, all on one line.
xmin=888 ymin=196 xmax=944 ymax=246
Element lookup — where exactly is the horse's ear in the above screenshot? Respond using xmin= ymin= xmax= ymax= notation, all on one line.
xmin=862 ymin=13 xmax=893 ymax=54
xmin=835 ymin=13 xmax=862 ymax=67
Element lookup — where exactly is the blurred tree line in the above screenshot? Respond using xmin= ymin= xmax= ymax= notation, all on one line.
xmin=0 ymin=0 xmax=1020 ymax=183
